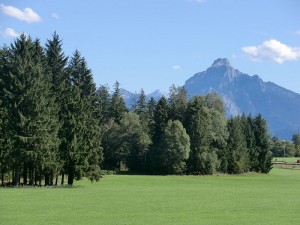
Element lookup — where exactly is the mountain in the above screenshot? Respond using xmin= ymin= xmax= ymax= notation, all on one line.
xmin=120 ymin=88 xmax=168 ymax=109
xmin=184 ymin=58 xmax=300 ymax=140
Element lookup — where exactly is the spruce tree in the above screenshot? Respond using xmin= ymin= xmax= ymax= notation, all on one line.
xmin=66 ymin=51 xmax=102 ymax=185
xmin=185 ymin=96 xmax=218 ymax=175
xmin=2 ymin=35 xmax=60 ymax=186
xmin=109 ymin=81 xmax=128 ymax=123
xmin=148 ymin=96 xmax=169 ymax=174
xmin=45 ymin=32 xmax=69 ymax=184
xmin=168 ymin=85 xmax=188 ymax=123
xmin=226 ymin=117 xmax=249 ymax=174
xmin=253 ymin=114 xmax=272 ymax=173
xmin=97 ymin=84 xmax=111 ymax=124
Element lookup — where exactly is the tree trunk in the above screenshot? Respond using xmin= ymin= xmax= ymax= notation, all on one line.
xmin=45 ymin=173 xmax=50 ymax=186
xmin=50 ymin=170 xmax=53 ymax=186
xmin=61 ymin=173 xmax=64 ymax=185
xmin=29 ymin=164 xmax=35 ymax=186
xmin=67 ymin=169 xmax=74 ymax=186
xmin=23 ymin=163 xmax=28 ymax=186
xmin=1 ymin=169 xmax=4 ymax=186
xmin=55 ymin=175 xmax=58 ymax=186
xmin=13 ymin=168 xmax=20 ymax=186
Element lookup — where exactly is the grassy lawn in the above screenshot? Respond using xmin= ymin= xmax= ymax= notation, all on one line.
xmin=273 ymin=157 xmax=299 ymax=163
xmin=1 ymin=168 xmax=300 ymax=225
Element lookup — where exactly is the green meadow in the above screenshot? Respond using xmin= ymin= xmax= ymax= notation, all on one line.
xmin=1 ymin=168 xmax=299 ymax=225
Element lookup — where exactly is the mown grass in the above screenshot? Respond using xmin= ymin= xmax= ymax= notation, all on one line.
xmin=1 ymin=168 xmax=300 ymax=225
xmin=273 ymin=157 xmax=299 ymax=163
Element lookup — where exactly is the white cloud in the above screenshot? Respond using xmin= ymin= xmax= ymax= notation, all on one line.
xmin=172 ymin=65 xmax=181 ymax=70
xmin=242 ymin=39 xmax=300 ymax=64
xmin=0 ymin=4 xmax=41 ymax=23
xmin=51 ymin=13 xmax=59 ymax=20
xmin=0 ymin=27 xmax=20 ymax=38
xmin=296 ymin=30 xmax=300 ymax=35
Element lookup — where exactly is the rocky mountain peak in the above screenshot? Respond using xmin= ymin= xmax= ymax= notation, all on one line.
xmin=211 ymin=58 xmax=232 ymax=68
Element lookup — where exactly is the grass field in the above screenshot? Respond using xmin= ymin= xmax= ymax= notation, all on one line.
xmin=1 ymin=168 xmax=300 ymax=225
xmin=273 ymin=157 xmax=299 ymax=163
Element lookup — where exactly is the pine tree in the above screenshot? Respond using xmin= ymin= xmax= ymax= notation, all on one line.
xmin=2 ymin=35 xmax=60 ymax=186
xmin=64 ymin=50 xmax=103 ymax=184
xmin=185 ymin=96 xmax=219 ymax=175
xmin=134 ymin=89 xmax=147 ymax=118
xmin=226 ymin=117 xmax=249 ymax=174
xmin=45 ymin=32 xmax=69 ymax=185
xmin=148 ymin=96 xmax=169 ymax=173
xmin=97 ymin=84 xmax=111 ymax=124
xmin=253 ymin=114 xmax=272 ymax=173
xmin=168 ymin=85 xmax=188 ymax=123
xmin=0 ymin=46 xmax=12 ymax=185
xmin=109 ymin=81 xmax=128 ymax=123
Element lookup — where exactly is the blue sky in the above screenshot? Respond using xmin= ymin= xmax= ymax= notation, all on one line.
xmin=1 ymin=0 xmax=300 ymax=94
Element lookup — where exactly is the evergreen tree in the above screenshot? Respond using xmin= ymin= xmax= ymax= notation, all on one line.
xmin=97 ymin=84 xmax=111 ymax=124
xmin=45 ymin=32 xmax=69 ymax=184
xmin=134 ymin=89 xmax=147 ymax=118
xmin=242 ymin=114 xmax=258 ymax=171
xmin=148 ymin=96 xmax=169 ymax=173
xmin=292 ymin=134 xmax=300 ymax=157
xmin=109 ymin=81 xmax=128 ymax=123
xmin=185 ymin=96 xmax=219 ymax=174
xmin=168 ymin=85 xmax=188 ymax=123
xmin=0 ymin=46 xmax=12 ymax=185
xmin=253 ymin=114 xmax=272 ymax=173
xmin=2 ymin=35 xmax=60 ymax=186
xmin=159 ymin=120 xmax=190 ymax=174
xmin=65 ymin=50 xmax=103 ymax=184
xmin=226 ymin=117 xmax=249 ymax=174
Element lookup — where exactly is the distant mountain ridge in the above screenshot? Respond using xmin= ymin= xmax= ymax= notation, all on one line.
xmin=121 ymin=58 xmax=300 ymax=139
xmin=120 ymin=89 xmax=168 ymax=109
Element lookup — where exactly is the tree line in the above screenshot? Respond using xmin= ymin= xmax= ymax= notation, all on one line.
xmin=0 ymin=33 xmax=274 ymax=186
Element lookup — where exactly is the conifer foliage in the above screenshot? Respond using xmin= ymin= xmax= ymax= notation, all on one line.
xmin=0 ymin=34 xmax=275 ymax=186
xmin=0 ymin=34 xmax=102 ymax=186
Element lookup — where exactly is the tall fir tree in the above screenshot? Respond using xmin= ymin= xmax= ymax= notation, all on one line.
xmin=253 ymin=114 xmax=272 ymax=173
xmin=2 ymin=35 xmax=60 ymax=186
xmin=64 ymin=50 xmax=102 ymax=184
xmin=45 ymin=32 xmax=69 ymax=184
xmin=168 ymin=85 xmax=188 ymax=123
xmin=226 ymin=117 xmax=249 ymax=174
xmin=148 ymin=96 xmax=169 ymax=173
xmin=109 ymin=81 xmax=128 ymax=123
xmin=185 ymin=96 xmax=219 ymax=175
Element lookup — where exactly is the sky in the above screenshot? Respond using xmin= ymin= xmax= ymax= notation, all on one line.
xmin=0 ymin=0 xmax=300 ymax=94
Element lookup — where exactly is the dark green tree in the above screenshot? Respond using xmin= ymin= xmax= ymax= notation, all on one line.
xmin=168 ymin=85 xmax=188 ymax=123
xmin=45 ymin=32 xmax=69 ymax=185
xmin=65 ymin=50 xmax=103 ymax=184
xmin=292 ymin=134 xmax=300 ymax=157
xmin=3 ymin=35 xmax=60 ymax=186
xmin=159 ymin=120 xmax=190 ymax=174
xmin=97 ymin=84 xmax=111 ymax=124
xmin=148 ymin=96 xmax=169 ymax=173
xmin=253 ymin=114 xmax=272 ymax=173
xmin=109 ymin=81 xmax=128 ymax=123
xmin=185 ymin=96 xmax=219 ymax=175
xmin=226 ymin=117 xmax=249 ymax=174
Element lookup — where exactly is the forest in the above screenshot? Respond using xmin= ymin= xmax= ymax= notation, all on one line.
xmin=0 ymin=33 xmax=298 ymax=187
